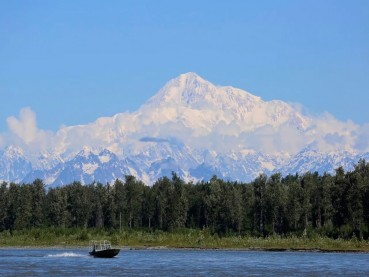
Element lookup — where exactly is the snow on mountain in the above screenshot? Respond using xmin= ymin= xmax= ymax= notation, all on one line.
xmin=31 ymin=151 xmax=64 ymax=170
xmin=1 ymin=72 xmax=368 ymax=186
xmin=0 ymin=146 xmax=31 ymax=183
xmin=22 ymin=148 xmax=138 ymax=186
xmin=275 ymin=146 xmax=359 ymax=176
xmin=139 ymin=72 xmax=310 ymax=138
xmin=189 ymin=149 xmax=280 ymax=182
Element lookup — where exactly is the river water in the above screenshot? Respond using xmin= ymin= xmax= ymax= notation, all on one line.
xmin=0 ymin=248 xmax=368 ymax=276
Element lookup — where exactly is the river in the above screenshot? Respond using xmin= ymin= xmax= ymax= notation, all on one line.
xmin=0 ymin=248 xmax=368 ymax=276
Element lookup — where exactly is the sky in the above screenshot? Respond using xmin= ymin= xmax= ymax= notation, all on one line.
xmin=1 ymin=0 xmax=369 ymax=133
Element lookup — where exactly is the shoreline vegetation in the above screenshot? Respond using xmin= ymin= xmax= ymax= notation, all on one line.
xmin=1 ymin=228 xmax=369 ymax=253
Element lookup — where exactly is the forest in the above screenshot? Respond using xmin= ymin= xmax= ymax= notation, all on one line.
xmin=1 ymin=159 xmax=369 ymax=240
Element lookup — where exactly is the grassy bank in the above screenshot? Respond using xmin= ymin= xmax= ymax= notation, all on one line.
xmin=1 ymin=228 xmax=369 ymax=252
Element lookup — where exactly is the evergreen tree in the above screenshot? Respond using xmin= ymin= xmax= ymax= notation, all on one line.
xmin=152 ymin=176 xmax=171 ymax=230
xmin=171 ymin=173 xmax=188 ymax=229
xmin=45 ymin=187 xmax=68 ymax=227
xmin=204 ymin=176 xmax=222 ymax=233
xmin=0 ymin=182 xmax=8 ymax=231
xmin=30 ymin=179 xmax=46 ymax=228
xmin=142 ymin=185 xmax=155 ymax=228
xmin=346 ymin=171 xmax=364 ymax=237
xmin=66 ymin=182 xmax=91 ymax=228
xmin=283 ymin=174 xmax=302 ymax=231
xmin=123 ymin=175 xmax=144 ymax=228
xmin=331 ymin=167 xmax=349 ymax=228
xmin=266 ymin=173 xmax=287 ymax=234
xmin=319 ymin=173 xmax=334 ymax=228
xmin=14 ymin=184 xmax=33 ymax=229
xmin=112 ymin=179 xmax=125 ymax=228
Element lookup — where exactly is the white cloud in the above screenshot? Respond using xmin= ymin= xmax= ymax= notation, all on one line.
xmin=3 ymin=104 xmax=369 ymax=162
xmin=4 ymin=107 xmax=55 ymax=154
xmin=354 ymin=123 xmax=369 ymax=152
xmin=233 ymin=124 xmax=307 ymax=155
xmin=308 ymin=112 xmax=359 ymax=152
xmin=6 ymin=107 xmax=38 ymax=144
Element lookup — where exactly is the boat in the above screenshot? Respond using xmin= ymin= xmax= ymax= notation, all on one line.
xmin=89 ymin=240 xmax=120 ymax=258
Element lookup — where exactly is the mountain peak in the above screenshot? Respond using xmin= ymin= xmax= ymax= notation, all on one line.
xmin=137 ymin=72 xmax=310 ymax=135
xmin=176 ymin=72 xmax=206 ymax=83
xmin=76 ymin=146 xmax=96 ymax=158
xmin=142 ymin=72 xmax=218 ymax=109
xmin=4 ymin=145 xmax=24 ymax=157
xmin=167 ymin=72 xmax=213 ymax=96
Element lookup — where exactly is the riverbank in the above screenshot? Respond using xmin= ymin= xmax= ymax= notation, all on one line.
xmin=1 ymin=228 xmax=369 ymax=252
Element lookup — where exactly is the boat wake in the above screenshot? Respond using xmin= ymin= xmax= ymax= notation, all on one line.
xmin=47 ymin=252 xmax=85 ymax=258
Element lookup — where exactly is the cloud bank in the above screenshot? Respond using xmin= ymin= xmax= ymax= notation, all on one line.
xmin=1 ymin=104 xmax=369 ymax=161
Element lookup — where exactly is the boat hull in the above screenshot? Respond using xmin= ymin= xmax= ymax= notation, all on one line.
xmin=89 ymin=248 xmax=120 ymax=258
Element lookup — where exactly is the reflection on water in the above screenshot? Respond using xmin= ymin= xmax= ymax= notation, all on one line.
xmin=1 ymin=248 xmax=368 ymax=276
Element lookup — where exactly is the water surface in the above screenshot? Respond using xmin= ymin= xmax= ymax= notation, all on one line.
xmin=1 ymin=248 xmax=368 ymax=276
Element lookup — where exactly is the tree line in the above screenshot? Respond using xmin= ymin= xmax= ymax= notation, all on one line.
xmin=1 ymin=160 xmax=369 ymax=239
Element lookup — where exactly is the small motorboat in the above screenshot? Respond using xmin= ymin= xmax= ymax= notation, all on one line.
xmin=89 ymin=240 xmax=120 ymax=258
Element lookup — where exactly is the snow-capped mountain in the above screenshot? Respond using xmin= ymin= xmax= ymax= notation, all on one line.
xmin=0 ymin=146 xmax=32 ymax=183
xmin=276 ymin=147 xmax=369 ymax=177
xmin=22 ymin=148 xmax=138 ymax=187
xmin=137 ymin=72 xmax=310 ymax=142
xmin=0 ymin=72 xmax=367 ymax=186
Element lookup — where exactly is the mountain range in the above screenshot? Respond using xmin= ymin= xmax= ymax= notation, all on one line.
xmin=0 ymin=72 xmax=367 ymax=186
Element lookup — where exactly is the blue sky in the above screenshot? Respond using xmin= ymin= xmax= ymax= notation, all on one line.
xmin=1 ymin=0 xmax=368 ymax=132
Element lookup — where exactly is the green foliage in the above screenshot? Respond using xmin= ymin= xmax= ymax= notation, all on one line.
xmin=2 ymin=227 xmax=369 ymax=251
xmin=1 ymin=162 xmax=369 ymax=243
